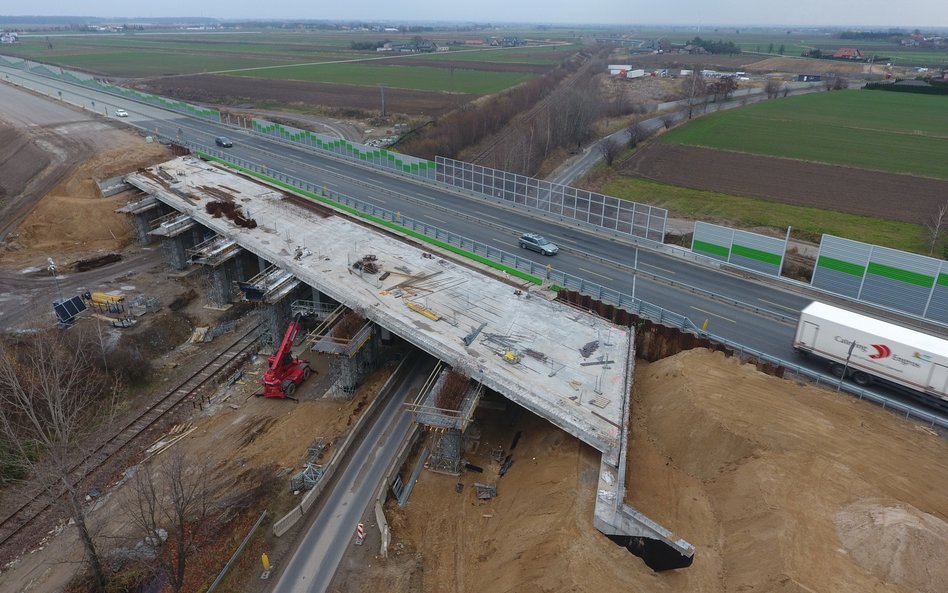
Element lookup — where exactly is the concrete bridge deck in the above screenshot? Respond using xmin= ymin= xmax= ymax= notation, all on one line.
xmin=125 ymin=156 xmax=630 ymax=462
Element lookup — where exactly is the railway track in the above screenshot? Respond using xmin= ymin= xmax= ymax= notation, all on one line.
xmin=0 ymin=321 xmax=264 ymax=551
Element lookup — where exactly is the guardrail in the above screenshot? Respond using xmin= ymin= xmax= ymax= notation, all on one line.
xmin=272 ymin=356 xmax=413 ymax=537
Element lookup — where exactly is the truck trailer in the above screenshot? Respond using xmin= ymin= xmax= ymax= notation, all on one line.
xmin=793 ymin=302 xmax=948 ymax=407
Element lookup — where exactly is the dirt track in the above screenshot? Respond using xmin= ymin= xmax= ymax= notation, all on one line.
xmin=622 ymin=143 xmax=948 ymax=223
xmin=133 ymin=75 xmax=476 ymax=116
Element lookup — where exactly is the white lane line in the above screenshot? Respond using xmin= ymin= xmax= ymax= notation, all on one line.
xmin=691 ymin=306 xmax=736 ymax=324
xmin=424 ymin=214 xmax=448 ymax=224
xmin=492 ymin=238 xmax=518 ymax=249
xmin=757 ymin=298 xmax=799 ymax=313
xmin=479 ymin=212 xmax=502 ymax=221
xmin=640 ymin=261 xmax=675 ymax=274
xmin=578 ymin=267 xmax=615 ymax=282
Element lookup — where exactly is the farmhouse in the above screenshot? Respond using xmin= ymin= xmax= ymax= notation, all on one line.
xmin=833 ymin=47 xmax=864 ymax=59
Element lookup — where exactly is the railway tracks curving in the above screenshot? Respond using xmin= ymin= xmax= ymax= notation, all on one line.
xmin=0 ymin=322 xmax=264 ymax=551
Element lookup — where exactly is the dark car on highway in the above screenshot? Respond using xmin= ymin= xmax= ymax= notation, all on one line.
xmin=518 ymin=233 xmax=559 ymax=256
xmin=215 ymin=136 xmax=233 ymax=148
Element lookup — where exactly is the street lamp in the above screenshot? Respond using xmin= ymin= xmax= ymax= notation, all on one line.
xmin=47 ymin=257 xmax=64 ymax=303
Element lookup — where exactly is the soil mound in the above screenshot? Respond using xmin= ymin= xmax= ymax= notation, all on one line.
xmin=0 ymin=126 xmax=50 ymax=201
xmin=836 ymin=499 xmax=948 ymax=593
xmin=627 ymin=348 xmax=948 ymax=593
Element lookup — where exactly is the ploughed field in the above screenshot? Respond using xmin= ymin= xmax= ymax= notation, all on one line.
xmin=621 ymin=143 xmax=948 ymax=225
xmin=132 ymin=74 xmax=476 ymax=116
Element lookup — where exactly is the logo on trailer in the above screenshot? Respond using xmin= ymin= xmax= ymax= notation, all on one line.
xmin=869 ymin=344 xmax=891 ymax=359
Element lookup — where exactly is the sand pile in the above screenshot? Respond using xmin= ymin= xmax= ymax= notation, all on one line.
xmin=628 ymin=349 xmax=948 ymax=593
xmin=4 ymin=135 xmax=168 ymax=264
xmin=836 ymin=499 xmax=948 ymax=593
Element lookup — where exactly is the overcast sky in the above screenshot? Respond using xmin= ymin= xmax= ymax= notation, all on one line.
xmin=3 ymin=1 xmax=945 ymax=28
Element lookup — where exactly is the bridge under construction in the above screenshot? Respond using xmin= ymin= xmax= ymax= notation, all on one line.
xmin=122 ymin=155 xmax=695 ymax=569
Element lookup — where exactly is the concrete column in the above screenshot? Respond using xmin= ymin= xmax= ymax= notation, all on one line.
xmin=258 ymin=255 xmax=270 ymax=274
xmin=207 ymin=261 xmax=234 ymax=307
xmin=161 ymin=235 xmax=189 ymax=270
xmin=132 ymin=213 xmax=153 ymax=245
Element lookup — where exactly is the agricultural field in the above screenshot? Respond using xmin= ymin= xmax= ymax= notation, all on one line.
xmin=0 ymin=30 xmax=568 ymax=94
xmin=632 ymin=27 xmax=948 ymax=67
xmin=227 ymin=62 xmax=535 ymax=94
xmin=658 ymin=90 xmax=948 ymax=179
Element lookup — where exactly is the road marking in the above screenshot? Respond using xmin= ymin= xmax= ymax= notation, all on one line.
xmin=640 ymin=261 xmax=674 ymax=274
xmin=423 ymin=214 xmax=447 ymax=224
xmin=757 ymin=298 xmax=799 ymax=314
xmin=578 ymin=267 xmax=615 ymax=282
xmin=691 ymin=306 xmax=736 ymax=323
xmin=492 ymin=238 xmax=518 ymax=249
xmin=479 ymin=212 xmax=502 ymax=221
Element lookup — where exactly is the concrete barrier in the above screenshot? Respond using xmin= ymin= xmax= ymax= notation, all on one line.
xmin=272 ymin=355 xmax=413 ymax=537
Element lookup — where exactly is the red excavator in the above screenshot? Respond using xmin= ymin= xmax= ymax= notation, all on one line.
xmin=261 ymin=314 xmax=314 ymax=398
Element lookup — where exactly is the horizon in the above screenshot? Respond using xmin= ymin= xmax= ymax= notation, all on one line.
xmin=1 ymin=16 xmax=947 ymax=32
xmin=0 ymin=0 xmax=945 ymax=29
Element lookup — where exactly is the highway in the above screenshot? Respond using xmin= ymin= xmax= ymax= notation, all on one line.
xmin=1 ymin=63 xmax=943 ymax=419
xmin=272 ymin=353 xmax=434 ymax=593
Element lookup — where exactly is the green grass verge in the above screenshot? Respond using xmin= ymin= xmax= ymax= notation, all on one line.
xmin=197 ymin=153 xmax=542 ymax=285
xmin=659 ymin=90 xmax=948 ymax=179
xmin=603 ymin=177 xmax=933 ymax=253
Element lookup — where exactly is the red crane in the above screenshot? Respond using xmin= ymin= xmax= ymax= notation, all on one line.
xmin=261 ymin=314 xmax=314 ymax=398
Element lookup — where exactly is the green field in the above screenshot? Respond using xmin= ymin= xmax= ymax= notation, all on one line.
xmin=0 ymin=30 xmax=556 ymax=92
xmin=603 ymin=177 xmax=932 ymax=253
xmin=659 ymin=90 xmax=948 ymax=179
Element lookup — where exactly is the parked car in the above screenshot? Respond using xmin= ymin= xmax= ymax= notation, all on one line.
xmin=215 ymin=136 xmax=233 ymax=148
xmin=518 ymin=233 xmax=559 ymax=256
xmin=114 ymin=108 xmax=128 ymax=117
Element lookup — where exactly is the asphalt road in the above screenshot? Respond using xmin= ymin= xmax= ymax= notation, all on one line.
xmin=0 ymin=64 xmax=942 ymax=418
xmin=272 ymin=354 xmax=434 ymax=593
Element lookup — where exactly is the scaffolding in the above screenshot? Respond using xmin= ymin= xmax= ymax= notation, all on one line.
xmin=303 ymin=309 xmax=380 ymax=399
xmin=408 ymin=362 xmax=484 ymax=475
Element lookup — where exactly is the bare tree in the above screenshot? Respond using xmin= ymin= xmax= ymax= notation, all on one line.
xmin=626 ymin=118 xmax=645 ymax=148
xmin=682 ymin=68 xmax=708 ymax=119
xmin=765 ymin=78 xmax=783 ymax=99
xmin=0 ymin=329 xmax=119 ymax=593
xmin=125 ymin=449 xmax=211 ymax=593
xmin=709 ymin=77 xmax=738 ymax=101
xmin=924 ymin=200 xmax=948 ymax=255
xmin=597 ymin=137 xmax=622 ymax=166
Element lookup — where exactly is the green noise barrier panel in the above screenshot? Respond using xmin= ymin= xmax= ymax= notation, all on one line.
xmin=251 ymin=119 xmax=436 ymax=179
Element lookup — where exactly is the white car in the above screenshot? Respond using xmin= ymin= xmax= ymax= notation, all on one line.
xmin=114 ymin=109 xmax=128 ymax=117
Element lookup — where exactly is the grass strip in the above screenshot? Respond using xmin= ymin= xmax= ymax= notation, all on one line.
xmin=603 ymin=177 xmax=931 ymax=254
xmin=197 ymin=153 xmax=542 ymax=285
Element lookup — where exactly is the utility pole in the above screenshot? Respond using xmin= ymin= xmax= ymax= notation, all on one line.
xmin=379 ymin=85 xmax=386 ymax=117
xmin=836 ymin=341 xmax=857 ymax=392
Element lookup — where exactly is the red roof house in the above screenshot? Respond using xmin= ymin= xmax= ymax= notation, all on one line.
xmin=833 ymin=48 xmax=864 ymax=59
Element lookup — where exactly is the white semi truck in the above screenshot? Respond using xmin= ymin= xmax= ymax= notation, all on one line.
xmin=793 ymin=302 xmax=948 ymax=407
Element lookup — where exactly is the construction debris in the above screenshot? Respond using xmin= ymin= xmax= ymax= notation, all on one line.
xmin=579 ymin=340 xmax=599 ymax=358
xmin=351 ymin=254 xmax=380 ymax=274
xmin=474 ymin=482 xmax=497 ymax=499
xmin=205 ymin=200 xmax=257 ymax=229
